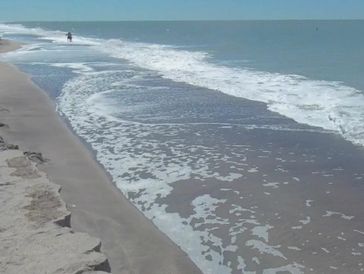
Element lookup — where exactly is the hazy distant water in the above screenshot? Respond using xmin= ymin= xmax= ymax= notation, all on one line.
xmin=14 ymin=20 xmax=364 ymax=90
xmin=1 ymin=21 xmax=364 ymax=273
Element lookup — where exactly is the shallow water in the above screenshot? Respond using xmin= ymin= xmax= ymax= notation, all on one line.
xmin=1 ymin=21 xmax=364 ymax=273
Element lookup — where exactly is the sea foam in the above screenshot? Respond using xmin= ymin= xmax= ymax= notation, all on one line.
xmin=2 ymin=22 xmax=364 ymax=147
xmin=1 ymin=23 xmax=363 ymax=274
xmin=96 ymin=39 xmax=364 ymax=147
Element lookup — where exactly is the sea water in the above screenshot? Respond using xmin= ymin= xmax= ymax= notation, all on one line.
xmin=1 ymin=21 xmax=364 ymax=273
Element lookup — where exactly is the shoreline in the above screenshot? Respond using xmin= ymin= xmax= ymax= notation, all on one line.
xmin=0 ymin=41 xmax=201 ymax=274
xmin=4 ymin=33 xmax=364 ymax=272
xmin=0 ymin=39 xmax=21 ymax=53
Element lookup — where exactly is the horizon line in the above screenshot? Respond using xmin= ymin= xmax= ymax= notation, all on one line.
xmin=2 ymin=18 xmax=364 ymax=23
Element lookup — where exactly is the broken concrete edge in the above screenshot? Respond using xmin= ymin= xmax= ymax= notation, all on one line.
xmin=0 ymin=134 xmax=19 ymax=151
xmin=0 ymin=145 xmax=112 ymax=273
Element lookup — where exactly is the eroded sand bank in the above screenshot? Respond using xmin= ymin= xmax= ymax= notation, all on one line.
xmin=0 ymin=147 xmax=111 ymax=273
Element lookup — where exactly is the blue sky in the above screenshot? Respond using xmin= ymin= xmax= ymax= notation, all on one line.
xmin=0 ymin=0 xmax=363 ymax=21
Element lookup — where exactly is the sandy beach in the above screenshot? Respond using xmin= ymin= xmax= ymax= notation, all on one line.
xmin=2 ymin=28 xmax=364 ymax=273
xmin=0 ymin=41 xmax=201 ymax=274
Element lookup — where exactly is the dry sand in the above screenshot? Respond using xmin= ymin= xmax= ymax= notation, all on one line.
xmin=0 ymin=149 xmax=111 ymax=274
xmin=0 ymin=41 xmax=201 ymax=274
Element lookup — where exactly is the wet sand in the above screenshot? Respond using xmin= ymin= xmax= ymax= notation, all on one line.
xmin=0 ymin=41 xmax=201 ymax=274
xmin=2 ymin=38 xmax=364 ymax=273
xmin=0 ymin=39 xmax=21 ymax=53
xmin=153 ymin=121 xmax=364 ymax=273
xmin=106 ymin=82 xmax=364 ymax=273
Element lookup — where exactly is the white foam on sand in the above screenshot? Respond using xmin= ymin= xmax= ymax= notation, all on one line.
xmin=305 ymin=200 xmax=314 ymax=207
xmin=323 ymin=211 xmax=354 ymax=220
xmin=251 ymin=225 xmax=273 ymax=242
xmin=237 ymin=256 xmax=255 ymax=274
xmin=262 ymin=263 xmax=305 ymax=274
xmin=354 ymin=230 xmax=364 ymax=235
xmin=299 ymin=216 xmax=311 ymax=225
xmin=287 ymin=246 xmax=302 ymax=251
xmin=55 ymin=65 xmax=302 ymax=272
xmin=246 ymin=240 xmax=286 ymax=259
xmin=263 ymin=182 xmax=280 ymax=189
xmin=55 ymin=70 xmax=263 ymax=273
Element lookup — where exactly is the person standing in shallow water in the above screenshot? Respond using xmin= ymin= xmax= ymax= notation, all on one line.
xmin=66 ymin=32 xmax=72 ymax=42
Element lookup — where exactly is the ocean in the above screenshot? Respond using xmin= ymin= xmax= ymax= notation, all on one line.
xmin=1 ymin=21 xmax=364 ymax=273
